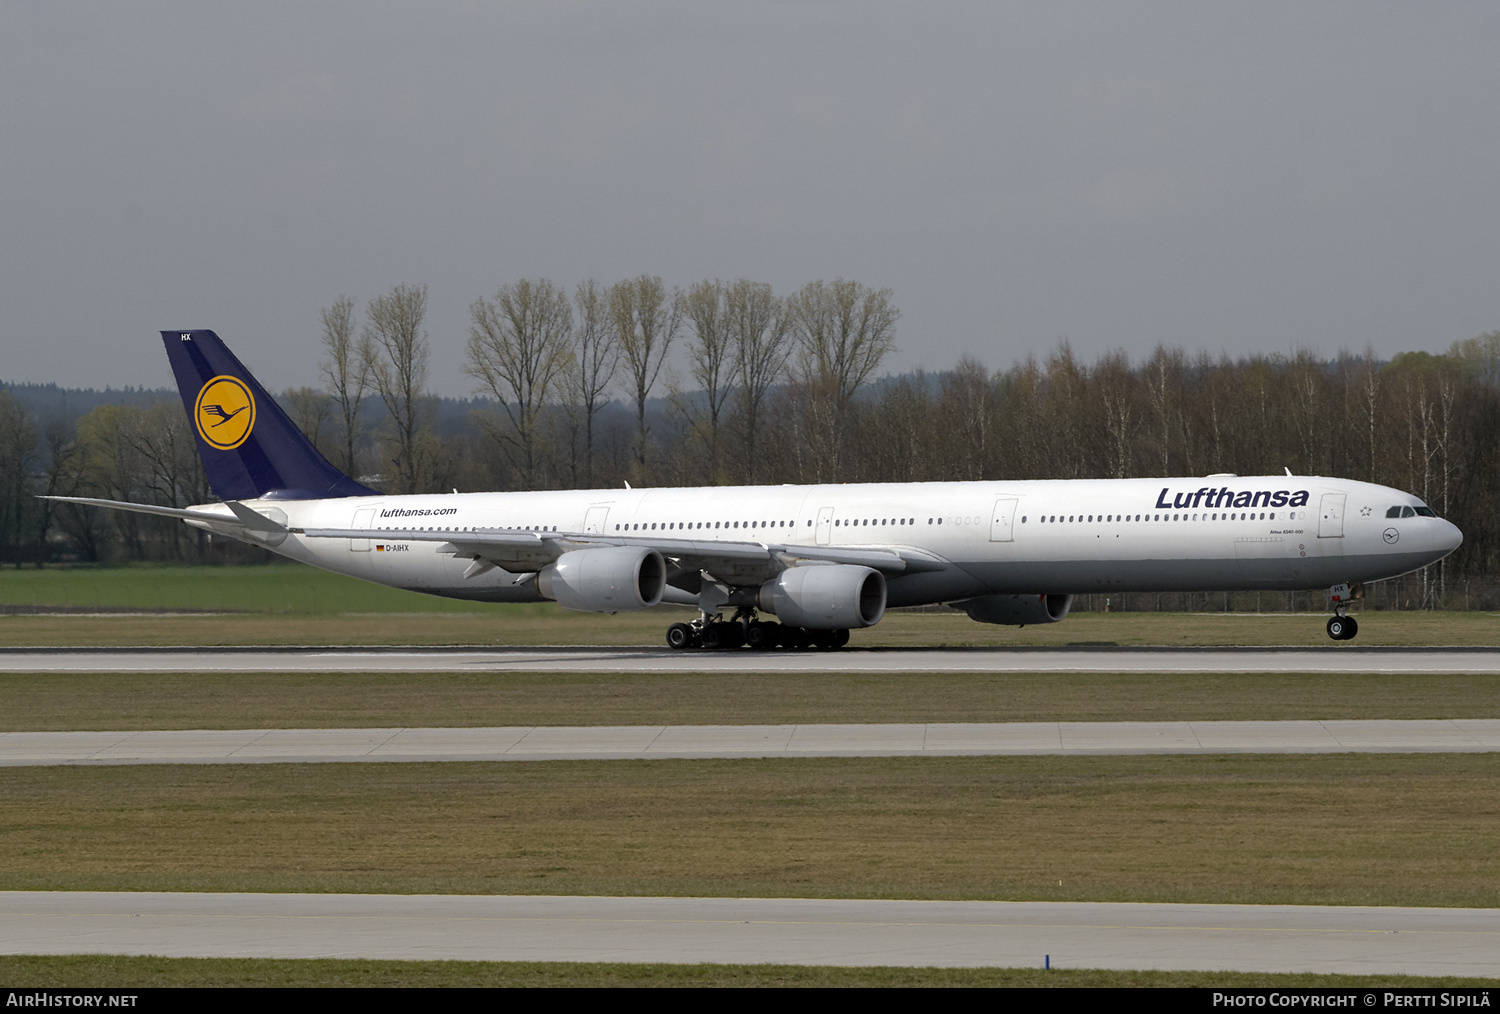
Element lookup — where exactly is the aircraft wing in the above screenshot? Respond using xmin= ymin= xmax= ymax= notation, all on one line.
xmin=43 ymin=498 xmax=952 ymax=584
xmin=296 ymin=526 xmax=944 ymax=582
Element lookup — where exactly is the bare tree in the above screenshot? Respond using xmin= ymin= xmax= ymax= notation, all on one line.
xmin=465 ymin=278 xmax=575 ymax=489
xmin=0 ymin=391 xmax=39 ymax=565
xmin=561 ymin=279 xmax=619 ymax=487
xmin=1143 ymin=345 xmax=1184 ymax=476
xmin=1093 ymin=351 xmax=1135 ymax=479
xmin=1286 ymin=350 xmax=1329 ymax=476
xmin=34 ymin=418 xmax=81 ymax=564
xmin=680 ymin=279 xmax=737 ymax=480
xmin=728 ymin=280 xmax=792 ymax=483
xmin=319 ymin=296 xmax=371 ymax=476
xmin=1357 ymin=349 xmax=1381 ymax=482
xmin=938 ymin=355 xmax=992 ymax=481
xmin=790 ymin=279 xmax=899 ymax=414
xmin=283 ymin=386 xmax=335 ymax=460
xmin=786 ymin=279 xmax=898 ymax=481
xmin=1041 ymin=342 xmax=1090 ymax=479
xmin=362 ymin=283 xmax=431 ymax=494
xmin=610 ymin=275 xmax=682 ymax=478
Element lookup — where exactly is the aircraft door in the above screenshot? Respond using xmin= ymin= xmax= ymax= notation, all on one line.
xmin=1318 ymin=494 xmax=1346 ymax=538
xmin=584 ymin=506 xmax=610 ymax=534
xmin=350 ymin=508 xmax=376 ymax=551
xmin=989 ymin=498 xmax=1018 ymax=542
xmin=815 ymin=506 xmax=834 ymax=545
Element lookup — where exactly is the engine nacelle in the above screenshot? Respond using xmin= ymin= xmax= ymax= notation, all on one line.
xmin=958 ymin=593 xmax=1073 ymax=626
xmin=538 ymin=546 xmax=666 ymax=612
xmin=758 ymin=564 xmax=886 ymax=629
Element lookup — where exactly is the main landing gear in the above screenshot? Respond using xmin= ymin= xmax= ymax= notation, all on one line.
xmin=1326 ymin=582 xmax=1360 ymax=641
xmin=665 ymin=611 xmax=850 ymax=651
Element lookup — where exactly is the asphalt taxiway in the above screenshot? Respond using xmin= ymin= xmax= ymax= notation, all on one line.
xmin=3 ymin=645 xmax=1500 ymax=673
xmin=3 ymin=893 xmax=1495 ymax=974
xmin=3 ymin=718 xmax=1498 ymax=766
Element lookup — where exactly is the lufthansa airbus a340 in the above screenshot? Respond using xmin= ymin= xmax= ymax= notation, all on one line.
xmin=50 ymin=330 xmax=1463 ymax=647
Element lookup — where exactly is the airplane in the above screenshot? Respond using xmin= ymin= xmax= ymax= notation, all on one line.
xmin=47 ymin=330 xmax=1463 ymax=647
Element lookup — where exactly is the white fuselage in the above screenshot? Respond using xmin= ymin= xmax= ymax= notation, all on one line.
xmin=189 ymin=475 xmax=1462 ymax=610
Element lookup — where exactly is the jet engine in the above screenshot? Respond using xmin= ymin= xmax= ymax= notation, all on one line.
xmin=758 ymin=564 xmax=886 ymax=629
xmin=957 ymin=593 xmax=1073 ymax=626
xmin=538 ymin=546 xmax=666 ymax=612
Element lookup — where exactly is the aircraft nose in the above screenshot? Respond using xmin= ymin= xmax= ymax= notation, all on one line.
xmin=1436 ymin=519 xmax=1463 ymax=554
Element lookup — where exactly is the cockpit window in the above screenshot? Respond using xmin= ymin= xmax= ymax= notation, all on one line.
xmin=1414 ymin=506 xmax=1436 ymax=517
xmin=1386 ymin=506 xmax=1402 ymax=518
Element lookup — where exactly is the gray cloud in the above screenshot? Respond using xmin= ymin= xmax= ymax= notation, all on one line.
xmin=3 ymin=2 xmax=1498 ymax=395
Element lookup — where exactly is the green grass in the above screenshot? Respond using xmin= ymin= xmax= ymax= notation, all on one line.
xmin=3 ymin=603 xmax=1498 ymax=648
xmin=3 ymin=754 xmax=1496 ymax=907
xmin=0 ymin=563 xmax=499 ymax=614
xmin=1 ymin=562 xmax=1497 ymax=646
xmin=0 ymin=955 xmax=1492 ymax=987
xmin=3 ymin=670 xmax=1500 ymax=731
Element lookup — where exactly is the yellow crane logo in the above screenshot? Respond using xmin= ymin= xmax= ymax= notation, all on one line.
xmin=194 ymin=376 xmax=256 ymax=450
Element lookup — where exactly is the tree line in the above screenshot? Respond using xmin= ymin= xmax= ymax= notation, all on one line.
xmin=2 ymin=277 xmax=1499 ymax=607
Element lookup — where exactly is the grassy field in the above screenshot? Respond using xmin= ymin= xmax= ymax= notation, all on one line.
xmin=2 ymin=754 xmax=1496 ymax=908
xmin=0 ymin=955 xmax=1491 ymax=988
xmin=4 ymin=670 xmax=1500 ymax=730
xmin=5 ymin=565 xmax=1497 ymax=985
xmin=0 ymin=563 xmax=1496 ymax=646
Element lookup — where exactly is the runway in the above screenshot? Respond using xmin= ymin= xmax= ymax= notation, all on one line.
xmin=7 ymin=647 xmax=1496 ymax=977
xmin=4 ymin=719 xmax=1499 ymax=766
xmin=3 ymin=892 xmax=1495 ymax=974
xmin=4 ymin=645 xmax=1500 ymax=673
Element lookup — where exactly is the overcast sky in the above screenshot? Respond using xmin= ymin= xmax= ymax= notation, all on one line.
xmin=4 ymin=2 xmax=1499 ymax=395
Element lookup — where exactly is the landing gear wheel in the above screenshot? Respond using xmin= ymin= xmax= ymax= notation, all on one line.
xmin=1326 ymin=615 xmax=1356 ymax=641
xmin=745 ymin=621 xmax=779 ymax=650
xmin=700 ymin=623 xmax=725 ymax=650
xmin=782 ymin=627 xmax=812 ymax=650
xmin=666 ymin=623 xmax=694 ymax=650
xmin=810 ymin=629 xmax=840 ymax=650
xmin=1343 ymin=616 xmax=1358 ymax=640
xmin=723 ymin=623 xmax=745 ymax=649
xmin=832 ymin=628 xmax=850 ymax=648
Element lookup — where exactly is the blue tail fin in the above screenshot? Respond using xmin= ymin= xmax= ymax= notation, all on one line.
xmin=163 ymin=330 xmax=376 ymax=501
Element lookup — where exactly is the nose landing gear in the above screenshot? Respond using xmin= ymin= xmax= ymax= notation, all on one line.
xmin=1326 ymin=614 xmax=1358 ymax=641
xmin=1326 ymin=582 xmax=1360 ymax=641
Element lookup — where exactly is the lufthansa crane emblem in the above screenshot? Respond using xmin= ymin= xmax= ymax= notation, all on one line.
xmin=194 ymin=376 xmax=256 ymax=450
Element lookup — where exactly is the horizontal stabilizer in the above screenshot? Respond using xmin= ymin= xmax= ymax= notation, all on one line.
xmin=41 ymin=495 xmax=243 ymax=527
xmin=224 ymin=500 xmax=289 ymax=533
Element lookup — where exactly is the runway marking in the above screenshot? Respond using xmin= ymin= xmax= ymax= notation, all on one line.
xmin=6 ymin=910 xmax=1495 ymax=938
xmin=5 ymin=894 xmax=1496 ymax=972
xmin=2 ymin=719 xmax=1498 ymax=766
xmin=5 ymin=646 xmax=1500 ymax=674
